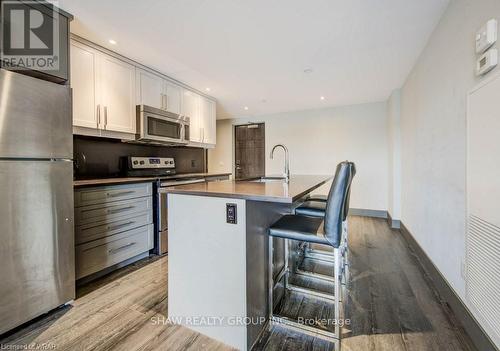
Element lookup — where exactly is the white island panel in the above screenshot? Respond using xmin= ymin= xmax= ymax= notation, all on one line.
xmin=168 ymin=194 xmax=247 ymax=350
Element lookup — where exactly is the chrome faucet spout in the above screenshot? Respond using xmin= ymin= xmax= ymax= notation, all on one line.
xmin=270 ymin=144 xmax=290 ymax=182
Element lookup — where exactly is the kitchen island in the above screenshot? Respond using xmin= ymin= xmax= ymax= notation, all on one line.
xmin=165 ymin=175 xmax=332 ymax=350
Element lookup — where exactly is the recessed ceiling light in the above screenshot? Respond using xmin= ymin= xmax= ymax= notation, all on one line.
xmin=320 ymin=96 xmax=325 ymax=100
xmin=304 ymin=68 xmax=313 ymax=74
xmin=108 ymin=39 xmax=117 ymax=45
xmin=205 ymin=88 xmax=211 ymax=92
xmin=244 ymin=106 xmax=249 ymax=111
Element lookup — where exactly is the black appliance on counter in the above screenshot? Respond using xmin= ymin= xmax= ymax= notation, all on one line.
xmin=123 ymin=156 xmax=206 ymax=255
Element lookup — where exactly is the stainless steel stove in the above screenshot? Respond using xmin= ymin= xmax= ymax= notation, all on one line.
xmin=124 ymin=156 xmax=206 ymax=255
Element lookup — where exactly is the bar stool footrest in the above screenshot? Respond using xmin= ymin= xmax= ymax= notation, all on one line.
xmin=287 ymin=284 xmax=336 ymax=302
xmin=270 ymin=315 xmax=340 ymax=341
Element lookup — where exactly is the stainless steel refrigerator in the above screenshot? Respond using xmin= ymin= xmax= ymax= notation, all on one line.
xmin=0 ymin=69 xmax=75 ymax=335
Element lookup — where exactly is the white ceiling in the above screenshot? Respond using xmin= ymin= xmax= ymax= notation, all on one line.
xmin=58 ymin=0 xmax=449 ymax=119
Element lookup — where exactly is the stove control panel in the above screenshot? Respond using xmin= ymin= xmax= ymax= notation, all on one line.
xmin=130 ymin=157 xmax=175 ymax=169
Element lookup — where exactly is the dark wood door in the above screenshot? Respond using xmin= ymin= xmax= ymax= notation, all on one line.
xmin=234 ymin=123 xmax=265 ymax=180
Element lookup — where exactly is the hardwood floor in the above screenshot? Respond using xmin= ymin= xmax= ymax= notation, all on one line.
xmin=0 ymin=216 xmax=473 ymax=351
xmin=340 ymin=217 xmax=474 ymax=351
xmin=0 ymin=256 xmax=235 ymax=351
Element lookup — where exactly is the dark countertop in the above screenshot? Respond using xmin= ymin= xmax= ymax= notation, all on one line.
xmin=162 ymin=175 xmax=332 ymax=203
xmin=73 ymin=172 xmax=232 ymax=188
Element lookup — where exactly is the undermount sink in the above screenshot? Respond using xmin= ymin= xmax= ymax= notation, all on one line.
xmin=247 ymin=176 xmax=287 ymax=183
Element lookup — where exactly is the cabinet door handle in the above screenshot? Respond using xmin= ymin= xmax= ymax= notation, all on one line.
xmin=107 ymin=206 xmax=135 ymax=214
xmin=107 ymin=191 xmax=135 ymax=198
xmin=108 ymin=242 xmax=136 ymax=254
xmin=104 ymin=106 xmax=108 ymax=128
xmin=107 ymin=221 xmax=135 ymax=231
xmin=97 ymin=104 xmax=101 ymax=128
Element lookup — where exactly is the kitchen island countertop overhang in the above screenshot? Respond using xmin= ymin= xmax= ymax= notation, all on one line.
xmin=162 ymin=175 xmax=333 ymax=203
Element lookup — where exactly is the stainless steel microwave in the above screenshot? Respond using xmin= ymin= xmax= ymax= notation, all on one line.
xmin=136 ymin=105 xmax=190 ymax=145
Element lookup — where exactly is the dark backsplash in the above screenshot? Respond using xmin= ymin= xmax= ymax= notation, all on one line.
xmin=74 ymin=136 xmax=206 ymax=179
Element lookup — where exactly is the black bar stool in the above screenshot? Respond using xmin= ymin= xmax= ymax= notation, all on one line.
xmin=295 ymin=163 xmax=355 ymax=274
xmin=267 ymin=161 xmax=355 ymax=340
xmin=296 ymin=162 xmax=355 ymax=218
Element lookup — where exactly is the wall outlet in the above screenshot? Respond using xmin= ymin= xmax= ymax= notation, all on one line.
xmin=226 ymin=203 xmax=237 ymax=224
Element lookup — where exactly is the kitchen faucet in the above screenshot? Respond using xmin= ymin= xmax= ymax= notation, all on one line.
xmin=270 ymin=144 xmax=290 ymax=182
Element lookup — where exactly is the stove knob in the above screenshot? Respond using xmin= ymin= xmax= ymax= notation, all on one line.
xmin=139 ymin=161 xmax=145 ymax=165
xmin=133 ymin=161 xmax=138 ymax=165
xmin=170 ymin=161 xmax=174 ymax=164
xmin=164 ymin=161 xmax=168 ymax=164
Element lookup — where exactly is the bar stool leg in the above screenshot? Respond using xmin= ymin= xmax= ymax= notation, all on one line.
xmin=268 ymin=235 xmax=274 ymax=322
xmin=268 ymin=237 xmax=342 ymax=341
xmin=284 ymin=238 xmax=289 ymax=288
xmin=334 ymin=247 xmax=341 ymax=338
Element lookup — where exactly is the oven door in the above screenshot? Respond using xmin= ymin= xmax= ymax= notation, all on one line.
xmin=157 ymin=178 xmax=206 ymax=254
xmin=158 ymin=191 xmax=169 ymax=254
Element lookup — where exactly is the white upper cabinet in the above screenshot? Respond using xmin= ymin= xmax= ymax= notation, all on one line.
xmin=136 ymin=69 xmax=182 ymax=115
xmin=71 ymin=40 xmax=136 ymax=135
xmin=182 ymin=89 xmax=201 ymax=143
xmin=99 ymin=55 xmax=136 ymax=134
xmin=71 ymin=41 xmax=98 ymax=129
xmin=182 ymin=91 xmax=217 ymax=146
xmin=164 ymin=81 xmax=182 ymax=114
xmin=71 ymin=38 xmax=216 ymax=146
xmin=136 ymin=68 xmax=164 ymax=110
xmin=207 ymin=99 xmax=217 ymax=145
xmin=199 ymin=97 xmax=216 ymax=145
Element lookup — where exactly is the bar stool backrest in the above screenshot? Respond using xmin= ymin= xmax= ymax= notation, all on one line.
xmin=342 ymin=162 xmax=356 ymax=221
xmin=324 ymin=161 xmax=356 ymax=247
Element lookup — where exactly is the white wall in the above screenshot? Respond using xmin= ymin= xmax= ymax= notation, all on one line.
xmin=209 ymin=102 xmax=388 ymax=211
xmin=387 ymin=89 xmax=402 ymax=225
xmin=400 ymin=0 xmax=500 ymax=305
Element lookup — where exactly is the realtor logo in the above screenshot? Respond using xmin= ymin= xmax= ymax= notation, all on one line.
xmin=0 ymin=0 xmax=60 ymax=70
